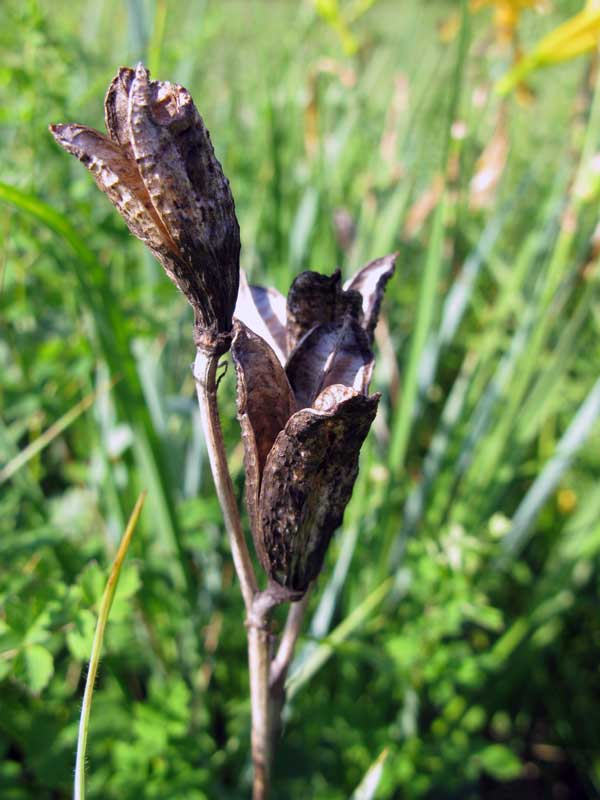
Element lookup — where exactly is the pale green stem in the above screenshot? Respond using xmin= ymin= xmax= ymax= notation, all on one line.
xmin=74 ymin=492 xmax=146 ymax=800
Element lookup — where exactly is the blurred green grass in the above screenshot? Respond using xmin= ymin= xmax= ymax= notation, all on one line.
xmin=2 ymin=0 xmax=600 ymax=798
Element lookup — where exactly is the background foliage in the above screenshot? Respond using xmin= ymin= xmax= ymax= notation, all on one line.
xmin=2 ymin=0 xmax=600 ymax=797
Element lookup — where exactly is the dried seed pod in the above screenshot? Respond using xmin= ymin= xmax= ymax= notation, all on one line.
xmin=285 ymin=269 xmax=363 ymax=353
xmin=343 ymin=253 xmax=397 ymax=342
xmin=232 ymin=321 xmax=297 ymax=553
xmin=285 ymin=318 xmax=373 ymax=409
xmin=258 ymin=387 xmax=379 ymax=593
xmin=50 ymin=63 xmax=240 ymax=354
xmin=233 ymin=319 xmax=380 ymax=596
xmin=231 ymin=252 xmax=396 ymax=597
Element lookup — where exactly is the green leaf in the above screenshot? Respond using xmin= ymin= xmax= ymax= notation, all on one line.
xmin=110 ymin=563 xmax=141 ymax=622
xmin=475 ymin=744 xmax=522 ymax=781
xmin=24 ymin=644 xmax=54 ymax=693
xmin=462 ymin=602 xmax=504 ymax=633
xmin=67 ymin=610 xmax=97 ymax=662
xmin=79 ymin=563 xmax=106 ymax=607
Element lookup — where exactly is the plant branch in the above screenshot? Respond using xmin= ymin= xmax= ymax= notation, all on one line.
xmin=194 ymin=347 xmax=281 ymax=800
xmin=266 ymin=589 xmax=311 ymax=760
xmin=270 ymin=589 xmax=311 ymax=691
xmin=247 ymin=591 xmax=280 ymax=800
xmin=193 ymin=348 xmax=257 ymax=611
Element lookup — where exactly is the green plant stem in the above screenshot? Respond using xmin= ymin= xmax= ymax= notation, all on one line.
xmin=74 ymin=492 xmax=146 ymax=800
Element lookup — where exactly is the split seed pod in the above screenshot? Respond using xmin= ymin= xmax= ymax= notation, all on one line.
xmin=50 ymin=63 xmax=240 ymax=354
xmin=232 ymin=254 xmax=396 ymax=598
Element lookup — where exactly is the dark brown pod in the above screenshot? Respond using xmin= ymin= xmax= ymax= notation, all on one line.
xmin=285 ymin=269 xmax=363 ymax=353
xmin=285 ymin=318 xmax=374 ymax=409
xmin=232 ymin=254 xmax=396 ymax=597
xmin=231 ymin=321 xmax=296 ymax=557
xmin=233 ymin=319 xmax=379 ymax=596
xmin=50 ymin=63 xmax=240 ymax=354
xmin=258 ymin=386 xmax=379 ymax=593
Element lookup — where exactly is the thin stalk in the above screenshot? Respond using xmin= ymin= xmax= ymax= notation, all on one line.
xmin=247 ymin=592 xmax=280 ymax=800
xmin=74 ymin=492 xmax=146 ymax=800
xmin=193 ymin=349 xmax=257 ymax=610
xmin=268 ymin=592 xmax=311 ymax=758
xmin=194 ymin=348 xmax=279 ymax=800
xmin=270 ymin=592 xmax=311 ymax=691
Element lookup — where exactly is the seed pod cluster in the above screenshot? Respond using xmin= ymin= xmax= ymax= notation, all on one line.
xmin=51 ymin=66 xmax=395 ymax=598
xmin=233 ymin=254 xmax=396 ymax=597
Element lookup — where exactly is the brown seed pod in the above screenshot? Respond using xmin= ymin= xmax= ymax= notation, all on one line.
xmin=50 ymin=64 xmax=240 ymax=355
xmin=232 ymin=253 xmax=396 ymax=596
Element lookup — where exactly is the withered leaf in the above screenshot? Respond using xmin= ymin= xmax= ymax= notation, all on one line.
xmin=286 ymin=269 xmax=363 ymax=354
xmin=234 ymin=272 xmax=288 ymax=364
xmin=285 ymin=318 xmax=374 ymax=409
xmin=231 ymin=321 xmax=296 ymax=551
xmin=258 ymin=390 xmax=379 ymax=593
xmin=343 ymin=253 xmax=397 ymax=341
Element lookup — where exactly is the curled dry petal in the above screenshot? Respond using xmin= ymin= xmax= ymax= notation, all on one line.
xmin=48 ymin=124 xmax=176 ymax=260
xmin=242 ymin=254 xmax=397 ymax=362
xmin=231 ymin=321 xmax=296 ymax=553
xmin=50 ymin=63 xmax=240 ymax=354
xmin=258 ymin=388 xmax=379 ymax=594
xmin=234 ymin=272 xmax=288 ymax=364
xmin=285 ymin=318 xmax=374 ymax=409
xmin=104 ymin=67 xmax=135 ymax=152
xmin=343 ymin=253 xmax=397 ymax=342
xmin=285 ymin=269 xmax=363 ymax=354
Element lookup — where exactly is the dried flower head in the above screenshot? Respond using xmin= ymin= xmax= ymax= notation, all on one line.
xmin=50 ymin=64 xmax=240 ymax=354
xmin=232 ymin=254 xmax=396 ymax=597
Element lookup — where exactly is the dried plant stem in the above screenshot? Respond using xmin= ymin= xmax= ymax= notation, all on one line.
xmin=194 ymin=348 xmax=278 ymax=800
xmin=193 ymin=349 xmax=257 ymax=610
xmin=270 ymin=591 xmax=310 ymax=691
xmin=247 ymin=592 xmax=280 ymax=800
xmin=267 ymin=592 xmax=310 ymax=759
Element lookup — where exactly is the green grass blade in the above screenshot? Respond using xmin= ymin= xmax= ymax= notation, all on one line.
xmin=74 ymin=491 xmax=146 ymax=800
xmin=416 ymin=210 xmax=505 ymax=398
xmin=388 ymin=195 xmax=447 ymax=471
xmin=516 ymin=279 xmax=595 ymax=443
xmin=286 ymin=578 xmax=392 ymax=700
xmin=147 ymin=0 xmax=168 ymax=75
xmin=0 ymin=379 xmax=115 ymax=485
xmin=500 ymin=377 xmax=600 ymax=560
xmin=351 ymin=747 xmax=390 ymax=800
